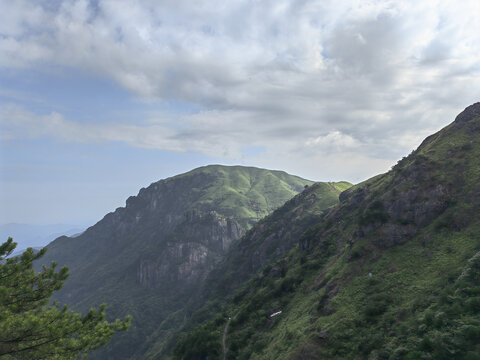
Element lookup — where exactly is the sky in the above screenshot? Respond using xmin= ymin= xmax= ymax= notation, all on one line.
xmin=1 ymin=0 xmax=480 ymax=226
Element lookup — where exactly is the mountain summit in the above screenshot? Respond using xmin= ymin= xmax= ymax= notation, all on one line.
xmin=37 ymin=165 xmax=349 ymax=360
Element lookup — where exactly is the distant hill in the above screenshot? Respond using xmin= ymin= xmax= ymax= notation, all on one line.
xmin=36 ymin=165 xmax=350 ymax=360
xmin=172 ymin=103 xmax=480 ymax=359
xmin=0 ymin=223 xmax=84 ymax=250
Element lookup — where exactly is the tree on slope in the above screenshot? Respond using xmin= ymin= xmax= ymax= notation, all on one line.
xmin=0 ymin=238 xmax=130 ymax=359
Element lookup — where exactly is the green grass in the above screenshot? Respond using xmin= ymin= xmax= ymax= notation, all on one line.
xmin=330 ymin=181 xmax=353 ymax=193
xmin=176 ymin=223 xmax=480 ymax=359
xmin=172 ymin=111 xmax=480 ymax=360
xmin=173 ymin=165 xmax=317 ymax=224
xmin=36 ymin=165 xmax=351 ymax=360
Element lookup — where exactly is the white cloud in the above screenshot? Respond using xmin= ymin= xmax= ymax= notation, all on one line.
xmin=306 ymin=131 xmax=359 ymax=150
xmin=0 ymin=104 xmax=181 ymax=151
xmin=1 ymin=0 xmax=480 ymax=181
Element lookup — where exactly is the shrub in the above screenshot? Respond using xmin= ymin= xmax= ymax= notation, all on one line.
xmin=358 ymin=200 xmax=389 ymax=226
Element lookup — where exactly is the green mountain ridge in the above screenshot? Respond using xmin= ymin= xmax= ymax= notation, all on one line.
xmin=208 ymin=181 xmax=353 ymax=297
xmin=36 ymin=165 xmax=349 ymax=360
xmin=171 ymin=103 xmax=480 ymax=360
xmin=144 ymin=181 xmax=352 ymax=358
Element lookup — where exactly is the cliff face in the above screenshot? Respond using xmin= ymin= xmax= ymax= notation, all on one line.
xmin=36 ymin=165 xmax=349 ymax=360
xmin=200 ymin=182 xmax=352 ymax=302
xmin=137 ymin=210 xmax=243 ymax=288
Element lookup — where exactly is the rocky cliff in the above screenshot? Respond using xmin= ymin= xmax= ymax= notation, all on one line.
xmin=37 ymin=165 xmax=348 ymax=360
xmin=137 ymin=210 xmax=242 ymax=288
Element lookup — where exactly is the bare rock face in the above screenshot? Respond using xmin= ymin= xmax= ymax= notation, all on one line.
xmin=454 ymin=102 xmax=480 ymax=124
xmin=137 ymin=211 xmax=244 ymax=288
xmin=138 ymin=243 xmax=209 ymax=288
xmin=350 ymin=181 xmax=451 ymax=249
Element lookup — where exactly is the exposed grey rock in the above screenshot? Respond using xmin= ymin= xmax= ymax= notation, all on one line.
xmin=136 ymin=211 xmax=243 ymax=288
xmin=454 ymin=102 xmax=480 ymax=124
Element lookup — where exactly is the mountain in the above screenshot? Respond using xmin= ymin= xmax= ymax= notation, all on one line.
xmin=0 ymin=223 xmax=84 ymax=250
xmin=144 ymin=181 xmax=351 ymax=358
xmin=36 ymin=165 xmax=350 ymax=360
xmin=206 ymin=181 xmax=353 ymax=299
xmin=171 ymin=103 xmax=480 ymax=360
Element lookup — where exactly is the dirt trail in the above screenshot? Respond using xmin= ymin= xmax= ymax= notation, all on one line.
xmin=222 ymin=317 xmax=231 ymax=360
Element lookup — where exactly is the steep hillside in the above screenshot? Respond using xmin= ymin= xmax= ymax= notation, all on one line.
xmin=143 ymin=181 xmax=351 ymax=358
xmin=206 ymin=181 xmax=353 ymax=298
xmin=172 ymin=103 xmax=480 ymax=360
xmin=37 ymin=165 xmax=348 ymax=360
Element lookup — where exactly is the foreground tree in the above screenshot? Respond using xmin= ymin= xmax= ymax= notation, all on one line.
xmin=0 ymin=238 xmax=130 ymax=359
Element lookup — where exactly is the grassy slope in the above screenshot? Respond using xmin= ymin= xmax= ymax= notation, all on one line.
xmin=172 ymin=104 xmax=480 ymax=360
xmin=36 ymin=165 xmax=350 ymax=360
xmin=171 ymin=165 xmax=317 ymax=226
xmin=40 ymin=165 xmax=315 ymax=296
xmin=144 ymin=180 xmax=353 ymax=358
xmin=201 ymin=181 xmax=351 ymax=298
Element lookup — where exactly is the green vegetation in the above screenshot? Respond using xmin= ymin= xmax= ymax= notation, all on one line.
xmin=173 ymin=321 xmax=223 ymax=360
xmin=358 ymin=199 xmax=389 ymax=226
xmin=155 ymin=181 xmax=352 ymax=358
xmin=0 ymin=238 xmax=130 ymax=359
xmin=171 ymin=165 xmax=317 ymax=226
xmin=27 ymin=104 xmax=480 ymax=360
xmin=329 ymin=181 xmax=352 ymax=193
xmin=172 ymin=105 xmax=480 ymax=359
xmin=145 ymin=179 xmax=352 ymax=359
xmin=36 ymin=166 xmax=349 ymax=360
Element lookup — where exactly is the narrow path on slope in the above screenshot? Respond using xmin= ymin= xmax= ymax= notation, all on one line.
xmin=222 ymin=317 xmax=231 ymax=360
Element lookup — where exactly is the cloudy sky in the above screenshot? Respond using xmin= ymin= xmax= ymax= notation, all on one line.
xmin=1 ymin=0 xmax=480 ymax=226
